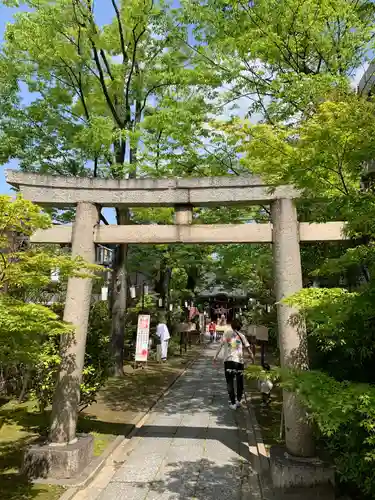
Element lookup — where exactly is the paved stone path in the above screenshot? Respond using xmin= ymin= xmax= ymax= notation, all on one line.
xmin=75 ymin=345 xmax=263 ymax=500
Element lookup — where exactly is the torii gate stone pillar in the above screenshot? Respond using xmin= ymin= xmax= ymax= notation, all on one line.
xmin=23 ymin=202 xmax=98 ymax=479
xmin=49 ymin=202 xmax=98 ymax=444
xmin=272 ymin=198 xmax=314 ymax=457
xmin=271 ymin=198 xmax=334 ymax=492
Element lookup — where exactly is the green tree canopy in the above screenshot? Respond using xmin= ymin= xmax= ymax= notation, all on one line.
xmin=0 ymin=194 xmax=100 ymax=365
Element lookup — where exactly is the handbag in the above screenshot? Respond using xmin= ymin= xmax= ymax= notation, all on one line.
xmin=154 ymin=334 xmax=161 ymax=345
xmin=235 ymin=330 xmax=252 ymax=364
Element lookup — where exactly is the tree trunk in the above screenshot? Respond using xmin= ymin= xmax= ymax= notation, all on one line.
xmin=154 ymin=259 xmax=170 ymax=308
xmin=18 ymin=367 xmax=30 ymax=403
xmin=109 ymin=90 xmax=140 ymax=375
xmin=0 ymin=367 xmax=5 ymax=394
xmin=165 ymin=267 xmax=172 ymax=328
xmin=110 ymin=209 xmax=129 ymax=376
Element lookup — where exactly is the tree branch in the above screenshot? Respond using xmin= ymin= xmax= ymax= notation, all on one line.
xmin=155 ymin=129 xmax=163 ymax=171
xmin=93 ymin=156 xmax=98 ymax=177
xmin=100 ymin=212 xmax=109 ymax=225
xmin=125 ymin=26 xmax=146 ymax=124
xmin=91 ymin=43 xmax=124 ymax=128
xmin=100 ymin=49 xmax=115 ymax=81
xmin=110 ymin=0 xmax=128 ymax=64
xmin=77 ymin=26 xmax=91 ymax=121
xmin=140 ymin=82 xmax=177 ymax=114
xmin=71 ymin=0 xmax=123 ymax=127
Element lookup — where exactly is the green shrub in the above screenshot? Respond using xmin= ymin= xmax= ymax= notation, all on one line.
xmin=32 ymin=301 xmax=111 ymax=412
xmin=280 ymin=283 xmax=375 ymax=496
xmin=80 ymin=301 xmax=112 ymax=410
xmin=246 ymin=363 xmax=375 ymax=497
xmin=167 ymin=335 xmax=182 ymax=357
xmin=284 ymin=369 xmax=375 ymax=497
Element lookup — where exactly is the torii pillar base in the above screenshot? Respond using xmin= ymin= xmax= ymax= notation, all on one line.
xmin=270 ymin=446 xmax=335 ymax=499
xmin=22 ymin=434 xmax=94 ymax=480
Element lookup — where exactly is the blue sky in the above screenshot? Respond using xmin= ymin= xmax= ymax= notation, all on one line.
xmin=0 ymin=5 xmax=19 ymax=195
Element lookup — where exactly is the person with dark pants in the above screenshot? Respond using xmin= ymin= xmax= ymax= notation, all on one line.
xmin=213 ymin=318 xmax=254 ymax=409
xmin=224 ymin=360 xmax=245 ymax=407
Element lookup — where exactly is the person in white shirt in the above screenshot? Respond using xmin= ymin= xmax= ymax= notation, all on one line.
xmin=213 ymin=319 xmax=254 ymax=410
xmin=156 ymin=315 xmax=170 ymax=361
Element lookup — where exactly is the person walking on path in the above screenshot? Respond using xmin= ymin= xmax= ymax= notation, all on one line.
xmin=213 ymin=318 xmax=254 ymax=410
xmin=156 ymin=314 xmax=170 ymax=361
xmin=208 ymin=320 xmax=217 ymax=343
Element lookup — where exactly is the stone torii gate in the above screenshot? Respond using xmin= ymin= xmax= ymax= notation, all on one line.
xmin=7 ymin=171 xmax=343 ymax=484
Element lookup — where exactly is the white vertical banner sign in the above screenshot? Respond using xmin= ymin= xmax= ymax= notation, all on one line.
xmin=255 ymin=326 xmax=269 ymax=341
xmin=135 ymin=314 xmax=151 ymax=362
xmin=101 ymin=287 xmax=108 ymax=301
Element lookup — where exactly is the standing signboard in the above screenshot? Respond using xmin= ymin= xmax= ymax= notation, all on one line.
xmin=255 ymin=325 xmax=269 ymax=365
xmin=135 ymin=314 xmax=151 ymax=363
xmin=255 ymin=326 xmax=269 ymax=341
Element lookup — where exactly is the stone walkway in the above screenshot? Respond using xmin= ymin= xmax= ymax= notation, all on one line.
xmin=73 ymin=345 xmax=264 ymax=500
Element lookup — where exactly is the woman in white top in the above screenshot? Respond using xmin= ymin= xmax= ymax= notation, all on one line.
xmin=213 ymin=318 xmax=254 ymax=409
xmin=156 ymin=315 xmax=170 ymax=361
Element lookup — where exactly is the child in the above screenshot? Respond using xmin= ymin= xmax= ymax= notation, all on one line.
xmin=258 ymin=363 xmax=273 ymax=406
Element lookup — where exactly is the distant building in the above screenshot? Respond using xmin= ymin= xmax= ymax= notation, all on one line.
xmin=358 ymin=63 xmax=375 ymax=96
xmin=358 ymin=64 xmax=375 ymax=190
xmin=196 ymin=271 xmax=252 ymax=321
xmin=197 ymin=287 xmax=249 ymax=322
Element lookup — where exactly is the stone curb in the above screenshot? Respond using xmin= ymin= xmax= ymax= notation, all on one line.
xmin=244 ymin=390 xmax=275 ymax=500
xmin=56 ymin=346 xmax=204 ymax=499
xmin=245 ymin=392 xmax=270 ymax=468
xmin=58 ymin=487 xmax=79 ymax=500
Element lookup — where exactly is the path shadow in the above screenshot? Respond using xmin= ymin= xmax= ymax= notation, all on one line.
xmin=143 ymin=350 xmax=244 ymax=425
xmin=99 ymin=346 xmax=237 ymax=428
xmin=137 ymin=421 xmax=251 ymax=463
xmin=149 ymin=458 xmax=250 ymax=499
xmin=0 ymin=403 xmax=130 ymax=438
xmin=77 ymin=415 xmax=133 ymax=436
xmin=108 ymin=458 xmax=253 ymax=500
xmin=0 ymin=436 xmax=48 ymax=500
